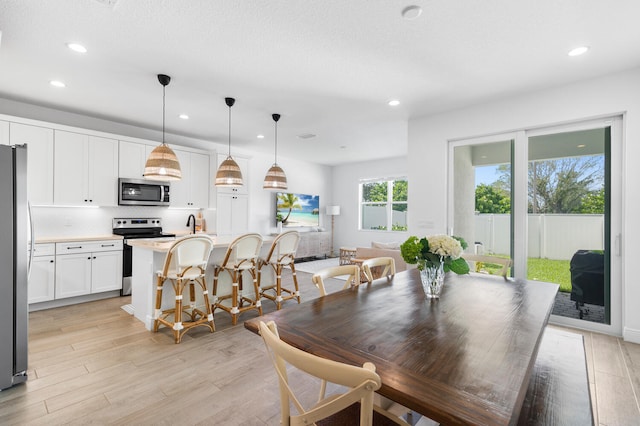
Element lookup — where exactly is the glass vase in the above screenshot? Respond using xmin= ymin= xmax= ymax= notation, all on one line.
xmin=420 ymin=260 xmax=445 ymax=299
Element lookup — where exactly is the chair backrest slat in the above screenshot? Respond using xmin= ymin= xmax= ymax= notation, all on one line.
xmin=312 ymin=264 xmax=360 ymax=296
xmin=462 ymin=254 xmax=512 ymax=279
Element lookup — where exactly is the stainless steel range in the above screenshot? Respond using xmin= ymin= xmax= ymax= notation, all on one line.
xmin=112 ymin=218 xmax=175 ymax=295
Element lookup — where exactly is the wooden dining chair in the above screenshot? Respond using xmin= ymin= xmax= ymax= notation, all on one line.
xmin=258 ymin=230 xmax=301 ymax=310
xmin=462 ymin=254 xmax=512 ymax=279
xmin=312 ymin=264 xmax=360 ymax=297
xmin=211 ymin=233 xmax=264 ymax=325
xmin=361 ymin=257 xmax=396 ymax=284
xmin=153 ymin=235 xmax=215 ymax=343
xmin=259 ymin=320 xmax=410 ymax=426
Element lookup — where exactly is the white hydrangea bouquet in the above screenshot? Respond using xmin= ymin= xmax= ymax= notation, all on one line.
xmin=400 ymin=234 xmax=470 ymax=274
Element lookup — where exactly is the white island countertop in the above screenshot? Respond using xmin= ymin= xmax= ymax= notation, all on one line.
xmin=126 ymin=233 xmax=274 ymax=252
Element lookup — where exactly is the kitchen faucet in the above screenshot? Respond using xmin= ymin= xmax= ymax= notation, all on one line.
xmin=186 ymin=214 xmax=196 ymax=234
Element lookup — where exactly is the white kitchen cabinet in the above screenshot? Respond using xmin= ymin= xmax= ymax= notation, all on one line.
xmin=171 ymin=149 xmax=210 ymax=208
xmin=54 ymin=130 xmax=118 ymax=206
xmin=55 ymin=240 xmax=123 ymax=299
xmin=28 ymin=243 xmax=56 ymax=304
xmin=10 ymin=123 xmax=54 ymax=205
xmin=215 ymin=154 xmax=249 ymax=195
xmin=216 ymin=193 xmax=249 ymax=235
xmin=0 ymin=120 xmax=8 ymax=145
xmin=55 ymin=252 xmax=92 ymax=298
xmin=118 ymin=140 xmax=156 ymax=179
xmin=91 ymin=251 xmax=123 ymax=293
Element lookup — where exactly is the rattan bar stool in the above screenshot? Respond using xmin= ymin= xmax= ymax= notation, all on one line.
xmin=258 ymin=230 xmax=300 ymax=310
xmin=153 ymin=235 xmax=216 ymax=343
xmin=211 ymin=233 xmax=264 ymax=325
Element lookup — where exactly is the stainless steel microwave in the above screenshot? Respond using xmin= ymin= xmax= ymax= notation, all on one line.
xmin=118 ymin=178 xmax=170 ymax=206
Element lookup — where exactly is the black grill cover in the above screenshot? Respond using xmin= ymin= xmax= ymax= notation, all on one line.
xmin=570 ymin=250 xmax=604 ymax=306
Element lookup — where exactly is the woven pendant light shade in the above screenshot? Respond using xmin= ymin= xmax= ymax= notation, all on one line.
xmin=215 ymin=155 xmax=243 ymax=186
xmin=263 ymin=164 xmax=287 ymax=190
xmin=143 ymin=143 xmax=182 ymax=181
xmin=143 ymin=73 xmax=182 ymax=181
xmin=263 ymin=113 xmax=288 ymax=190
xmin=215 ymin=97 xmax=244 ymax=187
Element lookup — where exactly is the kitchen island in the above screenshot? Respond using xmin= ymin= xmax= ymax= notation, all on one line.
xmin=127 ymin=234 xmax=275 ymax=330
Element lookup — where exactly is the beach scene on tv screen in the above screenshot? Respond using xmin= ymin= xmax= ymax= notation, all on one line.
xmin=277 ymin=193 xmax=319 ymax=227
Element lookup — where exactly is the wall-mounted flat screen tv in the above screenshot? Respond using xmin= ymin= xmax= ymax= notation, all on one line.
xmin=276 ymin=192 xmax=320 ymax=228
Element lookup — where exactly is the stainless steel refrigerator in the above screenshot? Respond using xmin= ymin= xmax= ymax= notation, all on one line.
xmin=0 ymin=144 xmax=29 ymax=390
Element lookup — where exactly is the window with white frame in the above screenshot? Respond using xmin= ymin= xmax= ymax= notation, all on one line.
xmin=359 ymin=178 xmax=408 ymax=231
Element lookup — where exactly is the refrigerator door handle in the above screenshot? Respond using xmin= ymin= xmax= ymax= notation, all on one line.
xmin=28 ymin=201 xmax=34 ymax=279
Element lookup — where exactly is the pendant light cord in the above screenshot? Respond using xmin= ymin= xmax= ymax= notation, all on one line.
xmin=162 ymin=84 xmax=166 ymax=145
xmin=274 ymin=120 xmax=278 ymax=165
xmin=228 ymin=105 xmax=232 ymax=156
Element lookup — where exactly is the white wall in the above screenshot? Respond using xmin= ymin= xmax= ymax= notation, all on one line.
xmin=331 ymin=156 xmax=409 ymax=249
xmin=245 ymin=153 xmax=332 ymax=235
xmin=408 ymin=66 xmax=640 ymax=341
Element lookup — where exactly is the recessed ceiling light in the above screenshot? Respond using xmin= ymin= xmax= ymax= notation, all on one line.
xmin=50 ymin=80 xmax=66 ymax=88
xmin=66 ymin=43 xmax=87 ymax=53
xmin=568 ymin=46 xmax=589 ymax=57
xmin=401 ymin=5 xmax=422 ymax=20
xmin=297 ymin=133 xmax=317 ymax=139
xmin=388 ymin=99 xmax=400 ymax=106
xmin=577 ymin=144 xmax=586 ymax=148
xmin=178 ymin=114 xmax=189 ymax=120
xmin=257 ymin=134 xmax=265 ymax=139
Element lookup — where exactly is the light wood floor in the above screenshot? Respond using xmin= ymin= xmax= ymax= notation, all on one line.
xmin=1 ymin=270 xmax=639 ymax=425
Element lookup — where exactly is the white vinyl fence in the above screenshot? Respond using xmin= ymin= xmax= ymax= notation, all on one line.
xmin=475 ymin=214 xmax=604 ymax=260
xmin=362 ymin=205 xmax=407 ymax=230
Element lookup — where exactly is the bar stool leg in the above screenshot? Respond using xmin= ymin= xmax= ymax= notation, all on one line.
xmin=275 ymin=264 xmax=283 ymax=310
xmin=251 ymin=269 xmax=263 ymax=316
xmin=153 ymin=275 xmax=164 ymax=332
xmin=198 ymin=276 xmax=215 ymax=332
xmin=231 ymin=270 xmax=240 ymax=326
xmin=173 ymin=280 xmax=184 ymax=344
xmin=290 ymin=263 xmax=301 ymax=304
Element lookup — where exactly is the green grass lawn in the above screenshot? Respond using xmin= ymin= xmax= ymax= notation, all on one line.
xmin=527 ymin=258 xmax=571 ymax=292
xmin=479 ymin=257 xmax=572 ymax=292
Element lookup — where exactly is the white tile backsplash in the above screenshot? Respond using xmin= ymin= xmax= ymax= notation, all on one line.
xmin=32 ymin=206 xmax=216 ymax=240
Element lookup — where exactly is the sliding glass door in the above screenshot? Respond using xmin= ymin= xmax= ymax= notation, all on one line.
xmin=449 ymin=117 xmax=622 ymax=334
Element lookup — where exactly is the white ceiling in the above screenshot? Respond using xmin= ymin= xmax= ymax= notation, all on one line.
xmin=1 ymin=0 xmax=639 ymax=165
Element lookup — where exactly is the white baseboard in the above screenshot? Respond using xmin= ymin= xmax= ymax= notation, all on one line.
xmin=29 ymin=290 xmax=122 ymax=312
xmin=623 ymin=327 xmax=640 ymax=344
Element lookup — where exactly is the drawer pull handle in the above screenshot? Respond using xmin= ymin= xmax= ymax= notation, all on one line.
xmin=101 ymin=244 xmax=115 ymax=247
xmin=67 ymin=246 xmax=83 ymax=250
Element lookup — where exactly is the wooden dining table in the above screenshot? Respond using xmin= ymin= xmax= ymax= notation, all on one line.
xmin=244 ymin=269 xmax=558 ymax=426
